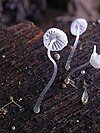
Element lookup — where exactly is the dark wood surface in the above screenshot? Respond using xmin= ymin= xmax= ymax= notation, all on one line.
xmin=0 ymin=21 xmax=100 ymax=133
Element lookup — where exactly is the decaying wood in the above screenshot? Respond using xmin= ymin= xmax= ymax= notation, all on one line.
xmin=0 ymin=21 xmax=100 ymax=133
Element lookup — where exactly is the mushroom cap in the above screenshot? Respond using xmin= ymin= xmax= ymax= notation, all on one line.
xmin=43 ymin=28 xmax=68 ymax=51
xmin=70 ymin=18 xmax=88 ymax=36
xmin=90 ymin=45 xmax=100 ymax=69
xmin=90 ymin=53 xmax=100 ymax=68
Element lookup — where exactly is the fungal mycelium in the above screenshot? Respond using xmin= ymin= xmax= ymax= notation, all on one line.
xmin=65 ymin=18 xmax=88 ymax=70
xmin=64 ymin=61 xmax=90 ymax=85
xmin=33 ymin=28 xmax=68 ymax=113
xmin=0 ymin=96 xmax=22 ymax=112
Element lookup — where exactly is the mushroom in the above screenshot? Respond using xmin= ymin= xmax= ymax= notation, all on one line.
xmin=54 ymin=53 xmax=61 ymax=60
xmin=90 ymin=45 xmax=100 ymax=69
xmin=81 ymin=88 xmax=88 ymax=105
xmin=81 ymin=80 xmax=89 ymax=105
xmin=33 ymin=28 xmax=68 ymax=113
xmin=65 ymin=18 xmax=88 ymax=70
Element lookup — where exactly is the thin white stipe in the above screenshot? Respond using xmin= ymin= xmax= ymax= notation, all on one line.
xmin=65 ymin=24 xmax=80 ymax=70
xmin=65 ymin=18 xmax=88 ymax=70
xmin=33 ymin=40 xmax=57 ymax=113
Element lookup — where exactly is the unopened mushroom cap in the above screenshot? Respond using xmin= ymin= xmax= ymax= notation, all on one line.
xmin=70 ymin=18 xmax=88 ymax=36
xmin=43 ymin=28 xmax=68 ymax=51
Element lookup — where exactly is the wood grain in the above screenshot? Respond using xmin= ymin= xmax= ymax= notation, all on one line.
xmin=0 ymin=21 xmax=100 ymax=133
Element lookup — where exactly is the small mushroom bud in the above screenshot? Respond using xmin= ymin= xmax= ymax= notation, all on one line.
xmin=81 ymin=88 xmax=88 ymax=105
xmin=65 ymin=18 xmax=88 ymax=70
xmin=90 ymin=45 xmax=100 ymax=69
xmin=81 ymin=81 xmax=89 ymax=105
xmin=54 ymin=53 xmax=61 ymax=60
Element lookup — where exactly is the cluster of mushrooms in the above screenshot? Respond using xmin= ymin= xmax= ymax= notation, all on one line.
xmin=33 ymin=18 xmax=100 ymax=114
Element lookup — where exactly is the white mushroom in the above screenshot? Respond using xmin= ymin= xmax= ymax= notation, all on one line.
xmin=81 ymin=87 xmax=88 ymax=105
xmin=54 ymin=53 xmax=61 ymax=60
xmin=81 ymin=80 xmax=89 ymax=105
xmin=90 ymin=45 xmax=100 ymax=69
xmin=65 ymin=18 xmax=88 ymax=70
xmin=33 ymin=28 xmax=68 ymax=113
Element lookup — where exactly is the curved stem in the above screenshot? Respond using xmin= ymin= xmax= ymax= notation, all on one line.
xmin=33 ymin=40 xmax=57 ymax=113
xmin=65 ymin=24 xmax=80 ymax=70
xmin=64 ymin=61 xmax=90 ymax=84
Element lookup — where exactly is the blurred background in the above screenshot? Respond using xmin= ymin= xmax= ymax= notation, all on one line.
xmin=0 ymin=0 xmax=100 ymax=28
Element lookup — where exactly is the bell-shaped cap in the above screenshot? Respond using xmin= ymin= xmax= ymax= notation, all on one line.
xmin=70 ymin=18 xmax=88 ymax=36
xmin=43 ymin=28 xmax=68 ymax=51
xmin=90 ymin=45 xmax=100 ymax=69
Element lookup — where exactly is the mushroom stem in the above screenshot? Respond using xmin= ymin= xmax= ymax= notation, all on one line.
xmin=33 ymin=40 xmax=57 ymax=113
xmin=64 ymin=61 xmax=90 ymax=84
xmin=65 ymin=24 xmax=80 ymax=70
xmin=93 ymin=45 xmax=96 ymax=53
